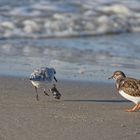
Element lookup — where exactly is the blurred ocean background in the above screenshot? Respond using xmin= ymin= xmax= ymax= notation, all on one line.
xmin=0 ymin=0 xmax=140 ymax=81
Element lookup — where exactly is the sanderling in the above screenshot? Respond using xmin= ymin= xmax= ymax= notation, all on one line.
xmin=109 ymin=71 xmax=140 ymax=112
xmin=30 ymin=67 xmax=57 ymax=101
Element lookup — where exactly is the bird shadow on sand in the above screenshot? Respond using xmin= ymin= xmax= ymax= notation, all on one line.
xmin=63 ymin=99 xmax=130 ymax=103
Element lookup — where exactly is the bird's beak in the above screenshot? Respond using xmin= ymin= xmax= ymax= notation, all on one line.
xmin=108 ymin=76 xmax=113 ymax=80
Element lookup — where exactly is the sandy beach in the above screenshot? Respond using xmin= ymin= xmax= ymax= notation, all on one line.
xmin=0 ymin=0 xmax=140 ymax=139
xmin=0 ymin=76 xmax=140 ymax=140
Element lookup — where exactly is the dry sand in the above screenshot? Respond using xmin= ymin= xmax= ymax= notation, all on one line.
xmin=0 ymin=76 xmax=140 ymax=140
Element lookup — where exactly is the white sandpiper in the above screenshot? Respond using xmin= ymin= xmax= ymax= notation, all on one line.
xmin=30 ymin=67 xmax=57 ymax=101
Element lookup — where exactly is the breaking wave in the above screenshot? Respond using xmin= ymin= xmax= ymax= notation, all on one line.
xmin=0 ymin=0 xmax=140 ymax=39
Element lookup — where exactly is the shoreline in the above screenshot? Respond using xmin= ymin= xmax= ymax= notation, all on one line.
xmin=0 ymin=76 xmax=140 ymax=140
xmin=0 ymin=73 xmax=113 ymax=84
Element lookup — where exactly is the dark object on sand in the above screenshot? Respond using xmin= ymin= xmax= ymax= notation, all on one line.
xmin=50 ymin=84 xmax=61 ymax=100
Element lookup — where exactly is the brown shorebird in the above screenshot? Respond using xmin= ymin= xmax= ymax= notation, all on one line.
xmin=109 ymin=71 xmax=140 ymax=112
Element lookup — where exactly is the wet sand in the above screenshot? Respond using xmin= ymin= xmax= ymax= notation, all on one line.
xmin=0 ymin=76 xmax=140 ymax=140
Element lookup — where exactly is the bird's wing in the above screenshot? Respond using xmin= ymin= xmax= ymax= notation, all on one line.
xmin=119 ymin=78 xmax=140 ymax=97
xmin=30 ymin=70 xmax=42 ymax=81
xmin=30 ymin=67 xmax=56 ymax=82
xmin=40 ymin=67 xmax=54 ymax=82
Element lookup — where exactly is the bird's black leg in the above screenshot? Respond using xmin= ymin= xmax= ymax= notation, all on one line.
xmin=44 ymin=89 xmax=49 ymax=96
xmin=35 ymin=86 xmax=39 ymax=101
xmin=54 ymin=76 xmax=57 ymax=82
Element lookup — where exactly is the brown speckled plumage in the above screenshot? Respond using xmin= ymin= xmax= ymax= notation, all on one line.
xmin=117 ymin=77 xmax=140 ymax=97
xmin=110 ymin=70 xmax=140 ymax=112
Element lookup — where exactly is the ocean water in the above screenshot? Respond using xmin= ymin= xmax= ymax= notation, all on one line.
xmin=0 ymin=0 xmax=140 ymax=81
